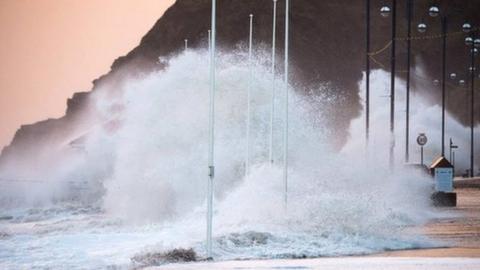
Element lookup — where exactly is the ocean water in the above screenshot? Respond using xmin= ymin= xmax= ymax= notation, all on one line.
xmin=0 ymin=49 xmax=460 ymax=269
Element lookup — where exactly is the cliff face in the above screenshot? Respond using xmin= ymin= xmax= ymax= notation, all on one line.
xmin=1 ymin=0 xmax=479 ymax=167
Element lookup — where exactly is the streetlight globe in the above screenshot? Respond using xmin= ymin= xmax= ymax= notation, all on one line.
xmin=450 ymin=73 xmax=457 ymax=80
xmin=433 ymin=79 xmax=440 ymax=86
xmin=428 ymin=6 xmax=440 ymax=17
xmin=462 ymin=23 xmax=472 ymax=33
xmin=417 ymin=23 xmax=427 ymax=33
xmin=474 ymin=39 xmax=480 ymax=49
xmin=465 ymin=37 xmax=474 ymax=46
xmin=459 ymin=79 xmax=466 ymax=86
xmin=473 ymin=48 xmax=479 ymax=56
xmin=380 ymin=6 xmax=391 ymax=17
xmin=469 ymin=66 xmax=476 ymax=73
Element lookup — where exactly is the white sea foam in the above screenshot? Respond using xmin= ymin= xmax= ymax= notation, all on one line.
xmin=0 ymin=49 xmax=467 ymax=269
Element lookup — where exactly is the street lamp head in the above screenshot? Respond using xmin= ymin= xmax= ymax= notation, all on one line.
xmin=474 ymin=39 xmax=480 ymax=49
xmin=433 ymin=79 xmax=440 ymax=86
xmin=469 ymin=66 xmax=476 ymax=73
xmin=465 ymin=37 xmax=474 ymax=46
xmin=380 ymin=6 xmax=391 ymax=17
xmin=450 ymin=73 xmax=457 ymax=80
xmin=462 ymin=23 xmax=472 ymax=33
xmin=473 ymin=48 xmax=479 ymax=56
xmin=459 ymin=79 xmax=466 ymax=86
xmin=417 ymin=23 xmax=427 ymax=33
xmin=428 ymin=6 xmax=440 ymax=17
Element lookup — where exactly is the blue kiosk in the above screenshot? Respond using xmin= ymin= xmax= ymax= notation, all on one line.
xmin=430 ymin=156 xmax=456 ymax=207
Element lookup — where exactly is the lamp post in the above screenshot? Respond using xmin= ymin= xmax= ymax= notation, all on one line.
xmin=389 ymin=0 xmax=396 ymax=170
xmin=246 ymin=14 xmax=254 ymax=176
xmin=405 ymin=0 xmax=413 ymax=163
xmin=283 ymin=0 xmax=290 ymax=208
xmin=466 ymin=33 xmax=479 ymax=177
xmin=380 ymin=0 xmax=396 ymax=169
xmin=185 ymin=39 xmax=188 ymax=50
xmin=440 ymin=15 xmax=447 ymax=157
xmin=269 ymin=0 xmax=278 ymax=164
xmin=206 ymin=0 xmax=216 ymax=259
xmin=365 ymin=0 xmax=371 ymax=145
xmin=418 ymin=5 xmax=448 ymax=158
xmin=473 ymin=37 xmax=479 ymax=177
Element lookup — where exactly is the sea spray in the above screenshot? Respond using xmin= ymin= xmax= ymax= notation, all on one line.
xmin=0 ymin=49 xmax=461 ymax=269
xmin=345 ymin=69 xmax=479 ymax=174
xmin=90 ymin=50 xmax=439 ymax=257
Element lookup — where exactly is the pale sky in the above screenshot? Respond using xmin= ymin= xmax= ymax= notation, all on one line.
xmin=0 ymin=0 xmax=175 ymax=148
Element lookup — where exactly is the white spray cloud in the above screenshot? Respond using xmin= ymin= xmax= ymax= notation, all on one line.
xmin=77 ymin=50 xmax=442 ymax=257
xmin=345 ymin=69 xmax=479 ymax=174
xmin=2 ymin=49 xmax=467 ymax=265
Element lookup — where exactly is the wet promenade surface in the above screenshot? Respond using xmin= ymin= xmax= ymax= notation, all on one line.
xmin=152 ymin=185 xmax=480 ymax=270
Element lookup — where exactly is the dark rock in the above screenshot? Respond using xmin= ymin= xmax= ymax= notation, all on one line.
xmin=131 ymin=248 xmax=197 ymax=267
xmin=2 ymin=0 xmax=480 ymax=165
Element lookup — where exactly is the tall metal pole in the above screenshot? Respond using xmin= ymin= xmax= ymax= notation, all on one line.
xmin=421 ymin=145 xmax=424 ymax=166
xmin=283 ymin=0 xmax=290 ymax=208
xmin=470 ymin=33 xmax=475 ymax=177
xmin=441 ymin=16 xmax=447 ymax=157
xmin=246 ymin=14 xmax=253 ymax=176
xmin=206 ymin=0 xmax=216 ymax=259
xmin=449 ymin=138 xmax=453 ymax=162
xmin=405 ymin=0 xmax=412 ymax=163
xmin=453 ymin=150 xmax=456 ymax=173
xmin=389 ymin=0 xmax=397 ymax=169
xmin=366 ymin=0 xmax=371 ymax=145
xmin=269 ymin=0 xmax=278 ymax=164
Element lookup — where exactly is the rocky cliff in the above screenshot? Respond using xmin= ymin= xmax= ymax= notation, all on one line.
xmin=1 ymin=0 xmax=479 ymax=167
